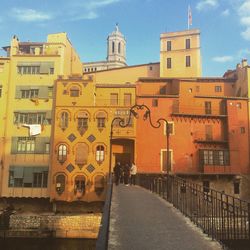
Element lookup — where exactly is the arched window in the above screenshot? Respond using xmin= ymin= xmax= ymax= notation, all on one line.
xmin=96 ymin=111 xmax=107 ymax=129
xmin=70 ymin=86 xmax=80 ymax=97
xmin=112 ymin=41 xmax=115 ymax=53
xmin=75 ymin=143 xmax=88 ymax=166
xmin=56 ymin=174 xmax=65 ymax=195
xmin=58 ymin=144 xmax=67 ymax=163
xmin=60 ymin=112 xmax=69 ymax=130
xmin=118 ymin=42 xmax=121 ymax=54
xmin=96 ymin=145 xmax=105 ymax=163
xmin=74 ymin=175 xmax=86 ymax=198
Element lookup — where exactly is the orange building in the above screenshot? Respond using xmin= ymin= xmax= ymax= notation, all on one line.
xmin=136 ymin=77 xmax=250 ymax=199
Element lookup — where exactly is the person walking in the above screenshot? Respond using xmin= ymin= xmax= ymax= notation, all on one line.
xmin=130 ymin=162 xmax=137 ymax=185
xmin=113 ymin=162 xmax=121 ymax=186
xmin=124 ymin=163 xmax=130 ymax=186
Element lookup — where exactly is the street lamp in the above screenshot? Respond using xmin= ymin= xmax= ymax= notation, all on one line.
xmin=108 ymin=104 xmax=170 ymax=180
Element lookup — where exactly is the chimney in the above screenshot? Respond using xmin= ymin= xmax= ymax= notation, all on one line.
xmin=242 ymin=59 xmax=248 ymax=67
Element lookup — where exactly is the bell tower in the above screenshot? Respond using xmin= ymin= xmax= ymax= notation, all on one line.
xmin=107 ymin=24 xmax=126 ymax=64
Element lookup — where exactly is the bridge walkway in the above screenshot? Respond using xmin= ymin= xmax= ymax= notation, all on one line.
xmin=108 ymin=184 xmax=222 ymax=250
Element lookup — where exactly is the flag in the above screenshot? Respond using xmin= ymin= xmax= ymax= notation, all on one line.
xmin=188 ymin=5 xmax=192 ymax=29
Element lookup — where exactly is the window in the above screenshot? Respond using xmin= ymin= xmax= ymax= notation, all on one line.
xmin=78 ymin=117 xmax=88 ymax=129
xmin=124 ymin=93 xmax=132 ymax=106
xmin=21 ymin=89 xmax=39 ymax=99
xmin=215 ymin=86 xmax=222 ymax=92
xmin=110 ymin=93 xmax=118 ymax=106
xmin=0 ymin=86 xmax=2 ymax=97
xmin=56 ymin=174 xmax=65 ymax=195
xmin=203 ymin=181 xmax=210 ymax=193
xmin=167 ymin=58 xmax=171 ymax=69
xmin=205 ymin=101 xmax=212 ymax=115
xmin=201 ymin=150 xmax=230 ymax=166
xmin=236 ymin=102 xmax=242 ymax=109
xmin=112 ymin=41 xmax=115 ymax=53
xmin=45 ymin=143 xmax=50 ymax=154
xmin=17 ymin=137 xmax=35 ymax=153
xmin=149 ymin=66 xmax=153 ymax=71
xmin=161 ymin=149 xmax=172 ymax=172
xmin=186 ymin=56 xmax=191 ymax=67
xmin=74 ymin=176 xmax=86 ymax=194
xmin=50 ymin=68 xmax=54 ymax=74
xmin=14 ymin=112 xmax=46 ymax=125
xmin=96 ymin=145 xmax=105 ymax=162
xmin=48 ymin=87 xmax=53 ymax=98
xmin=240 ymin=127 xmax=245 ymax=134
xmin=94 ymin=175 xmax=105 ymax=196
xmin=234 ymin=181 xmax=240 ymax=195
xmin=60 ymin=112 xmax=69 ymax=129
xmin=205 ymin=125 xmax=213 ymax=140
xmin=186 ymin=39 xmax=191 ymax=49
xmin=97 ymin=117 xmax=105 ymax=128
xmin=8 ymin=167 xmax=48 ymax=188
xmin=152 ymin=99 xmax=158 ymax=107
xmin=167 ymin=41 xmax=171 ymax=51
xmin=58 ymin=144 xmax=67 ymax=163
xmin=17 ymin=66 xmax=40 ymax=75
xmin=70 ymin=87 xmax=80 ymax=97
xmin=165 ymin=122 xmax=174 ymax=135
xmin=75 ymin=143 xmax=88 ymax=165
xmin=118 ymin=42 xmax=121 ymax=54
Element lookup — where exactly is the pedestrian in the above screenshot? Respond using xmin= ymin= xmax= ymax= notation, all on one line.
xmin=130 ymin=162 xmax=137 ymax=185
xmin=120 ymin=163 xmax=124 ymax=184
xmin=124 ymin=163 xmax=130 ymax=186
xmin=113 ymin=162 xmax=121 ymax=186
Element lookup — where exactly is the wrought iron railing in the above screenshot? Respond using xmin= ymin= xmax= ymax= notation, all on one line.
xmin=137 ymin=174 xmax=250 ymax=244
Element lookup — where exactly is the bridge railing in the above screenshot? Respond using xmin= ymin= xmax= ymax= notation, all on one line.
xmin=137 ymin=174 xmax=250 ymax=242
xmin=96 ymin=176 xmax=113 ymax=250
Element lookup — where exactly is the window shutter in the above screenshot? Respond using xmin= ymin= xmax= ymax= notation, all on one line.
xmin=199 ymin=150 xmax=204 ymax=171
xmin=13 ymin=167 xmax=24 ymax=178
xmin=38 ymin=86 xmax=49 ymax=98
xmin=15 ymin=86 xmax=22 ymax=99
xmin=40 ymin=62 xmax=54 ymax=74
xmin=11 ymin=137 xmax=18 ymax=154
xmin=35 ymin=137 xmax=46 ymax=154
xmin=23 ymin=167 xmax=34 ymax=183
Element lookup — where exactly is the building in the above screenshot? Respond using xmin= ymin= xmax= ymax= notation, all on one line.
xmin=83 ymin=25 xmax=127 ymax=73
xmin=160 ymin=29 xmax=202 ymax=78
xmin=0 ymin=33 xmax=82 ymax=199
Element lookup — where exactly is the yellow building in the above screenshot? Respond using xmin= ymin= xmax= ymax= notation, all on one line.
xmin=0 ymin=57 xmax=10 ymax=196
xmin=0 ymin=33 xmax=82 ymax=198
xmin=160 ymin=29 xmax=202 ymax=78
xmin=50 ymin=75 xmax=136 ymax=202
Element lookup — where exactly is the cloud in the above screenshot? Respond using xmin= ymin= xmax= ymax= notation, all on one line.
xmin=212 ymin=56 xmax=234 ymax=63
xmin=238 ymin=48 xmax=250 ymax=58
xmin=11 ymin=8 xmax=52 ymax=22
xmin=196 ymin=0 xmax=219 ymax=11
xmin=70 ymin=0 xmax=121 ymax=20
xmin=221 ymin=9 xmax=230 ymax=16
xmin=238 ymin=1 xmax=250 ymax=40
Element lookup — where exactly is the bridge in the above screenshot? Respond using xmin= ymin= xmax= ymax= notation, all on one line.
xmin=96 ymin=174 xmax=250 ymax=250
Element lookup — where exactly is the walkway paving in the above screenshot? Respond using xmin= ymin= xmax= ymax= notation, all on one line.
xmin=108 ymin=185 xmax=223 ymax=250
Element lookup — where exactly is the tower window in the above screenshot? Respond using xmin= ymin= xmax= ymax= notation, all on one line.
xmin=186 ymin=39 xmax=191 ymax=49
xmin=186 ymin=56 xmax=191 ymax=67
xmin=112 ymin=41 xmax=115 ymax=53
xmin=118 ymin=42 xmax=121 ymax=54
xmin=167 ymin=58 xmax=171 ymax=69
xmin=167 ymin=41 xmax=171 ymax=51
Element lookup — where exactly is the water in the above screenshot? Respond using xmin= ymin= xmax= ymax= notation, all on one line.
xmin=0 ymin=238 xmax=96 ymax=250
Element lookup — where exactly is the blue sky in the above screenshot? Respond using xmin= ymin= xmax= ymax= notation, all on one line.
xmin=0 ymin=0 xmax=250 ymax=76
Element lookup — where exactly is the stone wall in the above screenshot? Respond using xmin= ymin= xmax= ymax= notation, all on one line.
xmin=9 ymin=214 xmax=101 ymax=238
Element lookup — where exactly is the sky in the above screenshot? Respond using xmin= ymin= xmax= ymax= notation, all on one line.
xmin=0 ymin=0 xmax=250 ymax=76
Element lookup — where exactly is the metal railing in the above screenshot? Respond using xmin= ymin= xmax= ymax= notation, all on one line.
xmin=137 ymin=174 xmax=250 ymax=244
xmin=96 ymin=176 xmax=113 ymax=250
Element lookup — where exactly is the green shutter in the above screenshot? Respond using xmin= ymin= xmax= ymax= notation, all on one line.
xmin=15 ymin=86 xmax=22 ymax=99
xmin=11 ymin=137 xmax=18 ymax=154
xmin=38 ymin=86 xmax=49 ymax=98
xmin=40 ymin=62 xmax=54 ymax=74
xmin=23 ymin=167 xmax=34 ymax=183
xmin=35 ymin=137 xmax=50 ymax=154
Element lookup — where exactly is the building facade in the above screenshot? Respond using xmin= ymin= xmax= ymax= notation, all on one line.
xmin=0 ymin=33 xmax=82 ymax=198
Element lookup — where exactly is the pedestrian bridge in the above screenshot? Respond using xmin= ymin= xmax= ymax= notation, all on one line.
xmin=96 ymin=175 xmax=250 ymax=250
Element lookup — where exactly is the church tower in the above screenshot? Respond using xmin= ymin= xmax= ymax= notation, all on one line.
xmin=107 ymin=24 xmax=126 ymax=65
